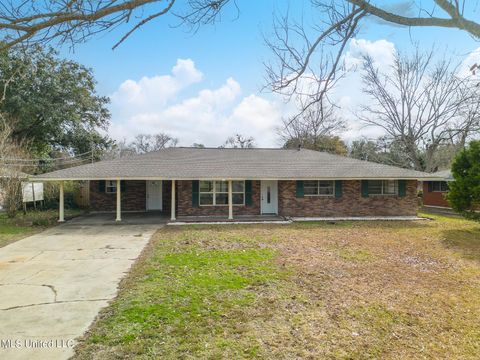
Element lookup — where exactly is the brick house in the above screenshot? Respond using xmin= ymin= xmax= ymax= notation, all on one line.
xmin=34 ymin=148 xmax=440 ymax=222
xmin=422 ymin=170 xmax=453 ymax=208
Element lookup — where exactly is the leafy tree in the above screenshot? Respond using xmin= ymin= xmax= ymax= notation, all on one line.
xmin=447 ymin=140 xmax=480 ymax=219
xmin=0 ymin=45 xmax=111 ymax=156
xmin=285 ymin=135 xmax=348 ymax=156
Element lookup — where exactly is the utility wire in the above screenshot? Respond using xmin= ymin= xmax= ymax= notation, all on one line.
xmin=0 ymin=149 xmax=94 ymax=162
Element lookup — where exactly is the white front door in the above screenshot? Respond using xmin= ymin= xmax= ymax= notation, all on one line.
xmin=147 ymin=180 xmax=163 ymax=210
xmin=261 ymin=180 xmax=278 ymax=215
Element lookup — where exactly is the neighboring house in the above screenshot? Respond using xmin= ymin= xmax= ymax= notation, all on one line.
xmin=422 ymin=169 xmax=453 ymax=208
xmin=33 ymin=147 xmax=439 ymax=221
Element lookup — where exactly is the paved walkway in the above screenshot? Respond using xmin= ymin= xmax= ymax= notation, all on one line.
xmin=0 ymin=216 xmax=162 ymax=360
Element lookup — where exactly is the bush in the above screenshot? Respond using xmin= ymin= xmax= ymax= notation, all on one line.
xmin=447 ymin=141 xmax=480 ymax=220
xmin=42 ymin=181 xmax=79 ymax=210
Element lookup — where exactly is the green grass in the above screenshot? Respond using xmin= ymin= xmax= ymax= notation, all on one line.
xmin=75 ymin=216 xmax=480 ymax=359
xmin=0 ymin=209 xmax=83 ymax=248
xmin=77 ymin=233 xmax=287 ymax=359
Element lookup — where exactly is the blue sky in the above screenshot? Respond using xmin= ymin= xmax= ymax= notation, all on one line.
xmin=59 ymin=0 xmax=480 ymax=147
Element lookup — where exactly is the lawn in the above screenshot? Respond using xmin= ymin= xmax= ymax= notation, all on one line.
xmin=0 ymin=209 xmax=83 ymax=248
xmin=74 ymin=215 xmax=480 ymax=359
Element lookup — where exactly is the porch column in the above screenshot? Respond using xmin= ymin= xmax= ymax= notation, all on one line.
xmin=228 ymin=180 xmax=233 ymax=220
xmin=116 ymin=179 xmax=121 ymax=222
xmin=171 ymin=180 xmax=176 ymax=221
xmin=58 ymin=181 xmax=65 ymax=222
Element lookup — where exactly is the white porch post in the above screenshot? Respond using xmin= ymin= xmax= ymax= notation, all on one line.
xmin=58 ymin=181 xmax=65 ymax=222
xmin=228 ymin=180 xmax=233 ymax=220
xmin=171 ymin=180 xmax=176 ymax=221
xmin=116 ymin=179 xmax=121 ymax=222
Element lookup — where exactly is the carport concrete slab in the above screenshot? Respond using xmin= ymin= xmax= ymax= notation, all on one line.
xmin=0 ymin=216 xmax=162 ymax=360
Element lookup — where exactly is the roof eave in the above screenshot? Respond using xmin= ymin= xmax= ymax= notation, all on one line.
xmin=31 ymin=176 xmax=439 ymax=181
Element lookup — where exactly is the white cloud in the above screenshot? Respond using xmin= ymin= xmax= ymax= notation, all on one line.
xmin=110 ymin=39 xmax=480 ymax=148
xmin=333 ymin=39 xmax=399 ymax=142
xmin=344 ymin=38 xmax=396 ymax=72
xmin=110 ymin=58 xmax=203 ymax=112
xmin=108 ymin=60 xmax=282 ymax=147
xmin=458 ymin=47 xmax=480 ymax=78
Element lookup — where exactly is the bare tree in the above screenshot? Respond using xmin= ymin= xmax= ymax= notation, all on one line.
xmin=279 ymin=98 xmax=346 ymax=148
xmin=221 ymin=134 xmax=255 ymax=148
xmin=265 ymin=2 xmax=364 ymax=117
xmin=130 ymin=133 xmax=178 ymax=154
xmin=265 ymin=1 xmax=480 ymax=114
xmin=1 ymin=1 xmax=480 ymax=52
xmin=0 ymin=0 xmax=237 ymax=49
xmin=358 ymin=49 xmax=480 ymax=172
xmin=0 ymin=124 xmax=30 ymax=217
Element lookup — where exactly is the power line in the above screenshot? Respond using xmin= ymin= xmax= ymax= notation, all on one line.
xmin=0 ymin=149 xmax=94 ymax=162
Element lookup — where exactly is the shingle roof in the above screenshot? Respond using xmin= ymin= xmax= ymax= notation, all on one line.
xmin=434 ymin=169 xmax=454 ymax=181
xmin=32 ymin=147 xmax=439 ymax=180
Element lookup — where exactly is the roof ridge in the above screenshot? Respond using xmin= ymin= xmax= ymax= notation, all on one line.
xmin=175 ymin=147 xmax=290 ymax=150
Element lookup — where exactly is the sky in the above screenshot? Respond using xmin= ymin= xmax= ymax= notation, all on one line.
xmin=59 ymin=0 xmax=480 ymax=147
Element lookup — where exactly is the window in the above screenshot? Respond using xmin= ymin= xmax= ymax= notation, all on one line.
xmin=432 ymin=181 xmax=449 ymax=192
xmin=106 ymin=180 xmax=117 ymax=194
xmin=368 ymin=180 xmax=398 ymax=195
xmin=304 ymin=180 xmax=335 ymax=196
xmin=199 ymin=180 xmax=245 ymax=206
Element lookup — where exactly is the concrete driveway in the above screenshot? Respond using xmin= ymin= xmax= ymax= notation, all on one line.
xmin=0 ymin=214 xmax=163 ymax=360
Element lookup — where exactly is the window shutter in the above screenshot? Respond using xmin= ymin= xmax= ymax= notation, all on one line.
xmin=427 ymin=181 xmax=433 ymax=192
xmin=296 ymin=180 xmax=304 ymax=198
xmin=361 ymin=180 xmax=369 ymax=198
xmin=335 ymin=180 xmax=343 ymax=198
xmin=99 ymin=180 xmax=105 ymax=192
xmin=245 ymin=180 xmax=253 ymax=206
xmin=398 ymin=180 xmax=406 ymax=197
xmin=192 ymin=180 xmax=199 ymax=208
xmin=120 ymin=180 xmax=126 ymax=192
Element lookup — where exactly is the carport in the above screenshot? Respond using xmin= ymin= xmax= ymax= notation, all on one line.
xmin=54 ymin=179 xmax=179 ymax=223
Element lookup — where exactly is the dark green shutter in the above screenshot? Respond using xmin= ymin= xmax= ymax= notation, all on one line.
xmin=361 ymin=180 xmax=369 ymax=198
xmin=192 ymin=180 xmax=199 ymax=207
xmin=296 ymin=180 xmax=304 ymax=198
xmin=245 ymin=180 xmax=253 ymax=206
xmin=335 ymin=180 xmax=343 ymax=198
xmin=99 ymin=180 xmax=105 ymax=192
xmin=427 ymin=181 xmax=433 ymax=192
xmin=120 ymin=180 xmax=126 ymax=192
xmin=398 ymin=180 xmax=406 ymax=197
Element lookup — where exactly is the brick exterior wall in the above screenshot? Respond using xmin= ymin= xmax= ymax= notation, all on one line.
xmin=89 ymin=180 xmax=146 ymax=212
xmin=177 ymin=180 xmax=261 ymax=216
xmin=422 ymin=182 xmax=450 ymax=207
xmin=278 ymin=180 xmax=418 ymax=217
xmin=88 ymin=179 xmax=419 ymax=217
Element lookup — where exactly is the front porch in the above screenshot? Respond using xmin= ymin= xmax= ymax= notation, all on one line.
xmin=170 ymin=214 xmax=288 ymax=225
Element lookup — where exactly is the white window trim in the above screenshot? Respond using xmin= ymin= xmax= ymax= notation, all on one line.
xmin=304 ymin=180 xmax=335 ymax=197
xmin=105 ymin=180 xmax=117 ymax=194
xmin=369 ymin=180 xmax=398 ymax=196
xmin=199 ymin=180 xmax=245 ymax=206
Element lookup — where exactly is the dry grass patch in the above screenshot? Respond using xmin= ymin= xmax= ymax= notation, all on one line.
xmin=75 ymin=216 xmax=480 ymax=359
